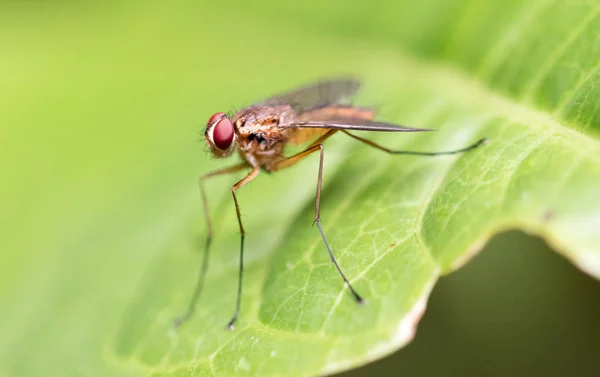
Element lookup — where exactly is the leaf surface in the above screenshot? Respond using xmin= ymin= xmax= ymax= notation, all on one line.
xmin=1 ymin=1 xmax=599 ymax=376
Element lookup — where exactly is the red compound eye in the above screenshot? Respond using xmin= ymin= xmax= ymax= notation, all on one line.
xmin=212 ymin=116 xmax=234 ymax=150
xmin=208 ymin=112 xmax=225 ymax=125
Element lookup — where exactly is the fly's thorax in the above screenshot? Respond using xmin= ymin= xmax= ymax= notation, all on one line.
xmin=236 ymin=125 xmax=287 ymax=164
xmin=232 ymin=105 xmax=294 ymax=128
xmin=232 ymin=106 xmax=293 ymax=168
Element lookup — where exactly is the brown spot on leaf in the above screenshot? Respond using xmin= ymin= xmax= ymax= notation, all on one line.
xmin=542 ymin=209 xmax=555 ymax=223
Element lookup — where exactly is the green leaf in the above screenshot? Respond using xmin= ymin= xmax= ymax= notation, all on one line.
xmin=1 ymin=1 xmax=600 ymax=376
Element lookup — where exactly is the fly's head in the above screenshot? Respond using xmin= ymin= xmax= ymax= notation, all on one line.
xmin=205 ymin=112 xmax=237 ymax=158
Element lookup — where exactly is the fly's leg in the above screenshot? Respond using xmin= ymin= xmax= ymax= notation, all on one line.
xmin=174 ymin=163 xmax=248 ymax=328
xmin=227 ymin=166 xmax=261 ymax=330
xmin=273 ymin=131 xmax=363 ymax=303
xmin=342 ymin=130 xmax=487 ymax=156
xmin=312 ymin=143 xmax=363 ymax=302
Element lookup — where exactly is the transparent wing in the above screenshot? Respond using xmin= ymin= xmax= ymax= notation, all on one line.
xmin=257 ymin=78 xmax=361 ymax=110
xmin=283 ymin=120 xmax=435 ymax=132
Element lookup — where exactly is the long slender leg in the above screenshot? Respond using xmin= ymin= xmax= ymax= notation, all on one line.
xmin=342 ymin=130 xmax=487 ymax=156
xmin=174 ymin=163 xmax=248 ymax=327
xmin=273 ymin=134 xmax=364 ymax=303
xmin=227 ymin=166 xmax=261 ymax=330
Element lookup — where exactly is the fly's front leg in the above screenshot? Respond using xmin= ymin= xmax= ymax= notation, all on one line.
xmin=227 ymin=166 xmax=260 ymax=330
xmin=174 ymin=163 xmax=248 ymax=328
xmin=273 ymin=132 xmax=363 ymax=304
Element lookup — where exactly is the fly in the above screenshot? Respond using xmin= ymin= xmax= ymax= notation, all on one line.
xmin=174 ymin=78 xmax=487 ymax=329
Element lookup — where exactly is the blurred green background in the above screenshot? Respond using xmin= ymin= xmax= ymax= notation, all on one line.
xmin=2 ymin=1 xmax=600 ymax=376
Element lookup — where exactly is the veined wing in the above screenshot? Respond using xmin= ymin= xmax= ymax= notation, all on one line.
xmin=282 ymin=119 xmax=435 ymax=132
xmin=257 ymin=78 xmax=361 ymax=110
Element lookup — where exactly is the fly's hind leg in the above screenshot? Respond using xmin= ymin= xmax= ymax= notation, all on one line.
xmin=341 ymin=130 xmax=487 ymax=156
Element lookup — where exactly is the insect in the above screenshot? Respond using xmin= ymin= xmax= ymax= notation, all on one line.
xmin=174 ymin=78 xmax=486 ymax=329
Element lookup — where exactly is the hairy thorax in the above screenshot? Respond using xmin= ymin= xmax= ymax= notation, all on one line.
xmin=232 ymin=105 xmax=293 ymax=171
xmin=232 ymin=104 xmax=375 ymax=171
